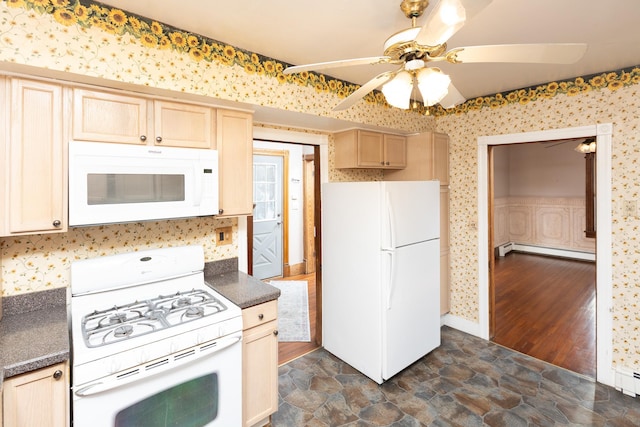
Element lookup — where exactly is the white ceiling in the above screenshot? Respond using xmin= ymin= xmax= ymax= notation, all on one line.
xmin=97 ymin=0 xmax=640 ymax=129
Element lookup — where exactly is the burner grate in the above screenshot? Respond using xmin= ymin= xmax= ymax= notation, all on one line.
xmin=81 ymin=288 xmax=227 ymax=348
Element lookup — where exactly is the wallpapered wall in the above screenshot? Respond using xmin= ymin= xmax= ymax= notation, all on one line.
xmin=1 ymin=1 xmax=639 ymax=370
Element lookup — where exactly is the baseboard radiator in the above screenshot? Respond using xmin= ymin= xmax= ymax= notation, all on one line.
xmin=497 ymin=242 xmax=514 ymax=257
xmin=494 ymin=242 xmax=595 ymax=261
xmin=615 ymin=367 xmax=640 ymax=397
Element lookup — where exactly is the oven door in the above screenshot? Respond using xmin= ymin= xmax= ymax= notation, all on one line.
xmin=72 ymin=332 xmax=242 ymax=427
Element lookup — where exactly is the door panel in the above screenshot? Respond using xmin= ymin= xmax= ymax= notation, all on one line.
xmin=252 ymin=155 xmax=283 ymax=280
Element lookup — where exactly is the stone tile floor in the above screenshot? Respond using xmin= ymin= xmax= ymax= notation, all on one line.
xmin=273 ymin=326 xmax=640 ymax=426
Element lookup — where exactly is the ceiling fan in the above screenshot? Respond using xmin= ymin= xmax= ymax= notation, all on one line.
xmin=283 ymin=0 xmax=587 ymax=111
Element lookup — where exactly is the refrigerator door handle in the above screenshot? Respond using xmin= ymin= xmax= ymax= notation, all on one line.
xmin=383 ymin=248 xmax=397 ymax=310
xmin=385 ymin=190 xmax=397 ymax=250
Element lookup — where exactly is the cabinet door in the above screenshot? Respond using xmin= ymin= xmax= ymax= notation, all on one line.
xmin=2 ymin=79 xmax=66 ymax=235
xmin=217 ymin=109 xmax=253 ymax=216
xmin=3 ymin=363 xmax=67 ymax=427
xmin=153 ymin=101 xmax=214 ymax=148
xmin=243 ymin=320 xmax=278 ymax=427
xmin=432 ymin=132 xmax=449 ymax=185
xmin=356 ymin=130 xmax=384 ymax=167
xmin=383 ymin=134 xmax=407 ymax=168
xmin=73 ymin=89 xmax=148 ymax=144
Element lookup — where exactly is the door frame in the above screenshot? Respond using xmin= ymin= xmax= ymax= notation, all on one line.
xmin=477 ymin=123 xmax=613 ymax=386
xmin=243 ymin=127 xmax=328 ymax=347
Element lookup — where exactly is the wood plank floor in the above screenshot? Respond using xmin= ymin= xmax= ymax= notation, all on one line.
xmin=273 ymin=272 xmax=320 ymax=365
xmin=492 ymin=252 xmax=596 ymax=377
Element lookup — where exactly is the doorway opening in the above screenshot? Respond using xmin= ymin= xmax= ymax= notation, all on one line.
xmin=489 ymin=140 xmax=596 ymax=377
xmin=249 ymin=138 xmax=322 ymax=365
xmin=477 ymin=123 xmax=614 ymax=386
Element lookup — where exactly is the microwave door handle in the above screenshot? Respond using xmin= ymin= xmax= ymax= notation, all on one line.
xmin=74 ymin=334 xmax=241 ymax=397
xmin=193 ymin=165 xmax=204 ymax=207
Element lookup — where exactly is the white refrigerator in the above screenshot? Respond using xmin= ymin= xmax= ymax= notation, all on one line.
xmin=322 ymin=180 xmax=440 ymax=384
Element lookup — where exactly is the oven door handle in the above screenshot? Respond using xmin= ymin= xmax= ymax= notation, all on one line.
xmin=73 ymin=333 xmax=242 ymax=397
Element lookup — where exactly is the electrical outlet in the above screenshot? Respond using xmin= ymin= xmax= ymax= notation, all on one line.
xmin=215 ymin=226 xmax=233 ymax=246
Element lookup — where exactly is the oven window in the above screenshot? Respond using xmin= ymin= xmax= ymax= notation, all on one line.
xmin=114 ymin=373 xmax=218 ymax=427
xmin=87 ymin=173 xmax=185 ymax=205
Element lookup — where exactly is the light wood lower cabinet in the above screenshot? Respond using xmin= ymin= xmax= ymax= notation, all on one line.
xmin=242 ymin=300 xmax=278 ymax=427
xmin=3 ymin=362 xmax=68 ymax=427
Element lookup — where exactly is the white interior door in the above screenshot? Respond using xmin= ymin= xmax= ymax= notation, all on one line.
xmin=252 ymin=154 xmax=283 ymax=280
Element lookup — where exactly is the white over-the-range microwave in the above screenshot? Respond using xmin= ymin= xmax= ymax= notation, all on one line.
xmin=68 ymin=141 xmax=219 ymax=226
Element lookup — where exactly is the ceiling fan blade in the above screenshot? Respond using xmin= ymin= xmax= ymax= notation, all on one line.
xmin=333 ymin=71 xmax=397 ymax=111
xmin=283 ymin=56 xmax=394 ymax=75
xmin=438 ymin=82 xmax=466 ymax=109
xmin=415 ymin=0 xmax=493 ymax=46
xmin=450 ymin=43 xmax=588 ymax=64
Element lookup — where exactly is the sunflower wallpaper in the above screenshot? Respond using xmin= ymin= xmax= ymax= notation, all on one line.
xmin=1 ymin=0 xmax=640 ymax=372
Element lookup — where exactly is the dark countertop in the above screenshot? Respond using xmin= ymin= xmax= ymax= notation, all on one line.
xmin=0 ymin=259 xmax=278 ymax=389
xmin=0 ymin=288 xmax=69 ymax=389
xmin=204 ymin=270 xmax=281 ymax=309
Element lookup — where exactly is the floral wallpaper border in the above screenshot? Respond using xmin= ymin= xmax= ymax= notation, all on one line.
xmin=4 ymin=0 xmax=639 ymax=117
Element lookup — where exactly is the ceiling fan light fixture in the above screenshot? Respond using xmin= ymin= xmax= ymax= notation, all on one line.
xmin=382 ymin=71 xmax=414 ymax=109
xmin=416 ymin=67 xmax=451 ymax=106
xmin=574 ymin=139 xmax=597 ymax=153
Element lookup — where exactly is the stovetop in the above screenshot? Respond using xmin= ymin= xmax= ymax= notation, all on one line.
xmin=69 ymin=246 xmax=242 ymax=371
xmin=81 ymin=288 xmax=229 ymax=348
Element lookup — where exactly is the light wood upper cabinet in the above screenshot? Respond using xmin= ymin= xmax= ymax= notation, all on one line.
xmin=383 ymin=131 xmax=449 ymax=184
xmin=216 ymin=109 xmax=253 ymax=216
xmin=335 ymin=129 xmax=406 ymax=169
xmin=153 ymin=100 xmax=214 ymax=148
xmin=3 ymin=362 xmax=68 ymax=427
xmin=73 ymin=89 xmax=148 ymax=144
xmin=242 ymin=301 xmax=278 ymax=427
xmin=73 ymin=89 xmax=215 ymax=148
xmin=1 ymin=79 xmax=66 ymax=236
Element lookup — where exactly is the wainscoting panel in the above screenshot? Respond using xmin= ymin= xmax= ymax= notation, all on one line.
xmin=494 ymin=197 xmax=595 ymax=254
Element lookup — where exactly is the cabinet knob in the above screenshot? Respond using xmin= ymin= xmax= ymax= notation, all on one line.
xmin=53 ymin=370 xmax=63 ymax=380
xmin=156 ymin=136 xmax=163 ymax=143
xmin=52 ymin=220 xmax=61 ymax=227
xmin=273 ymin=330 xmax=279 ymax=336
xmin=218 ymin=209 xmax=224 ymax=215
xmin=140 ymin=135 xmax=147 ymax=141
xmin=386 ymin=161 xmax=390 ymax=165
xmin=258 ymin=314 xmax=264 ymax=320
xmin=380 ymin=161 xmax=384 ymax=165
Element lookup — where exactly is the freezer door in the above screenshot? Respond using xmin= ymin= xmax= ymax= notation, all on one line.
xmin=382 ymin=181 xmax=439 ymax=248
xmin=382 ymin=239 xmax=440 ymax=381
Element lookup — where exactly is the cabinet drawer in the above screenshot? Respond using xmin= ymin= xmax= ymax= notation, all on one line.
xmin=242 ymin=300 xmax=277 ymax=330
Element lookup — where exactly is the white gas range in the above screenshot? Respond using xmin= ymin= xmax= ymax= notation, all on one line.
xmin=69 ymin=245 xmax=243 ymax=427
